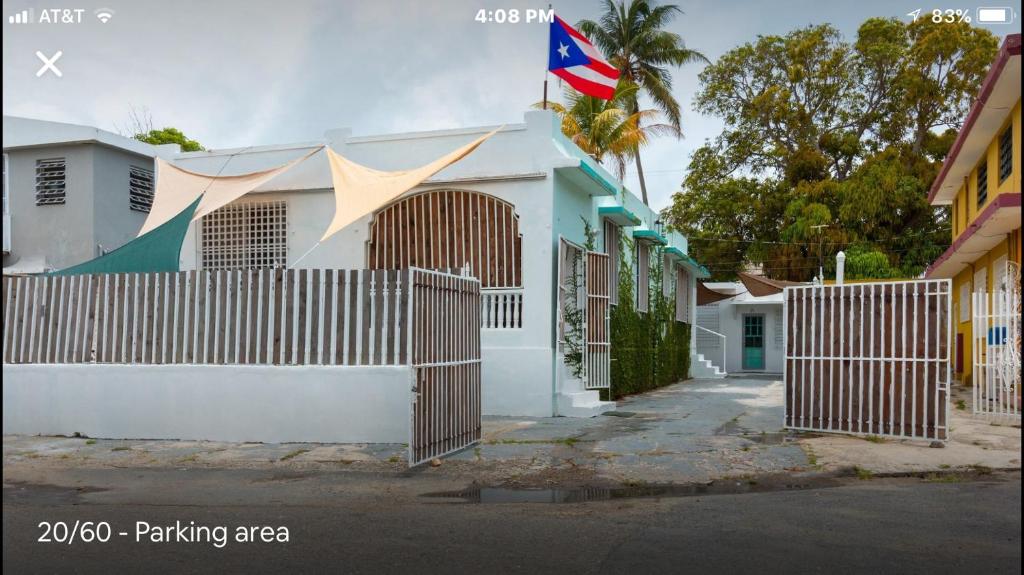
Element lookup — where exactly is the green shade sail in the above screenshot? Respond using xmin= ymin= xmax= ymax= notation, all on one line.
xmin=47 ymin=196 xmax=201 ymax=276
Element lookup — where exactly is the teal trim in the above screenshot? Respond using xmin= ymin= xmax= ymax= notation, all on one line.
xmin=664 ymin=246 xmax=685 ymax=260
xmin=670 ymin=250 xmax=710 ymax=279
xmin=598 ymin=205 xmax=642 ymax=226
xmin=632 ymin=229 xmax=667 ymax=245
xmin=47 ymin=196 xmax=201 ymax=276
xmin=579 ymin=162 xmax=618 ymax=196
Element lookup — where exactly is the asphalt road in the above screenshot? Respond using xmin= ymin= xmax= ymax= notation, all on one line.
xmin=3 ymin=470 xmax=1020 ymax=574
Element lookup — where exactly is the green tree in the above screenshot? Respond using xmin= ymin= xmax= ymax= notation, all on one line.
xmin=670 ymin=18 xmax=997 ymax=281
xmin=577 ymin=0 xmax=706 ymax=204
xmin=134 ymin=127 xmax=204 ymax=152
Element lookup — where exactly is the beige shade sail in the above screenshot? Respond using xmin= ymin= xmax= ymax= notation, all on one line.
xmin=137 ymin=147 xmax=323 ymax=237
xmin=321 ymin=127 xmax=501 ymax=242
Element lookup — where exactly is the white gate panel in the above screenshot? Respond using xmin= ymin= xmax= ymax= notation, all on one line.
xmin=972 ymin=289 xmax=1021 ymax=419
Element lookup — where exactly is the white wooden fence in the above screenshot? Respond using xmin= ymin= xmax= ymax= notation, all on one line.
xmin=3 ymin=270 xmax=419 ymax=366
xmin=972 ymin=289 xmax=1021 ymax=419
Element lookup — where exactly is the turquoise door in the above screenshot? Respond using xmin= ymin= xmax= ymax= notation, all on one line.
xmin=742 ymin=315 xmax=765 ymax=370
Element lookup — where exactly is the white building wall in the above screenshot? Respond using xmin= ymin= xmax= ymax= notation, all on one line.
xmin=712 ymin=303 xmax=784 ymax=374
xmin=178 ymin=115 xmax=561 ymax=417
xmin=3 ymin=364 xmax=411 ymax=443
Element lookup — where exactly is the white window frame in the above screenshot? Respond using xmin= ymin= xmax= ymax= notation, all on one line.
xmin=604 ymin=219 xmax=620 ymax=306
xmin=636 ymin=241 xmax=650 ymax=313
xmin=675 ymin=267 xmax=690 ymax=322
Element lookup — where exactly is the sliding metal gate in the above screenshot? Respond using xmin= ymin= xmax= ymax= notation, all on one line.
xmin=972 ymin=289 xmax=1021 ymax=419
xmin=408 ymin=268 xmax=482 ymax=466
xmin=784 ymin=280 xmax=952 ymax=441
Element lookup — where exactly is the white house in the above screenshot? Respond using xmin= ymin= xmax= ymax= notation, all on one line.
xmin=2 ymin=111 xmax=707 ymax=421
xmin=695 ymin=276 xmax=788 ymax=375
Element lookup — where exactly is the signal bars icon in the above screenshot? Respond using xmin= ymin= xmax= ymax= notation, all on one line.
xmin=8 ymin=9 xmax=33 ymax=24
xmin=94 ymin=7 xmax=115 ymax=23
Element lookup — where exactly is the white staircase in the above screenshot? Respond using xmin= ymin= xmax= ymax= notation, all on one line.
xmin=557 ymin=365 xmax=616 ymax=417
xmin=690 ymin=353 xmax=726 ymax=379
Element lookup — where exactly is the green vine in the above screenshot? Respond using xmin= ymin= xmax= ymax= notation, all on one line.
xmin=606 ymin=235 xmax=691 ymax=400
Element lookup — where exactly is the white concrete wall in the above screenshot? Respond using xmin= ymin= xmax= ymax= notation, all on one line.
xmin=3 ymin=364 xmax=412 ymax=443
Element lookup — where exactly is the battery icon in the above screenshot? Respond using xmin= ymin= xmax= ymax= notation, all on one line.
xmin=976 ymin=7 xmax=1016 ymax=23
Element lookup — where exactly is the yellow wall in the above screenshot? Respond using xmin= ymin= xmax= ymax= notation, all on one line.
xmin=947 ymin=99 xmax=1021 ymax=381
xmin=951 ymin=235 xmax=1021 ymax=381
xmin=951 ymin=100 xmax=1021 ymax=238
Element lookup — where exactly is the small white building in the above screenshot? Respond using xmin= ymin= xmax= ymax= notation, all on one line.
xmin=695 ymin=281 xmax=786 ymax=375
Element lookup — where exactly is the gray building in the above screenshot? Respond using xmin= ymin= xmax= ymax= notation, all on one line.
xmin=2 ymin=116 xmax=178 ymax=272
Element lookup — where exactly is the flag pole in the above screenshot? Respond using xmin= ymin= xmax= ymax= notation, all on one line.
xmin=543 ymin=4 xmax=552 ymax=110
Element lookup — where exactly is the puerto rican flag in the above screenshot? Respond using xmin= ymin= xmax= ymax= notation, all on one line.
xmin=548 ymin=15 xmax=619 ymax=100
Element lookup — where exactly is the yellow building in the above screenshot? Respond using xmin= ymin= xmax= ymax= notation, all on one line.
xmin=926 ymin=33 xmax=1021 ymax=383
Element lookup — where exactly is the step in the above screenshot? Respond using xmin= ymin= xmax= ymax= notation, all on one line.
xmin=557 ymin=389 xmax=616 ymax=418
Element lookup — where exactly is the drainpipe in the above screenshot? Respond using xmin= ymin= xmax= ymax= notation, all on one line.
xmin=836 ymin=251 xmax=846 ymax=286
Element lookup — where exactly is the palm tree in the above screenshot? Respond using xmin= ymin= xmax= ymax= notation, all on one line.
xmin=535 ymin=82 xmax=678 ymax=179
xmin=577 ymin=0 xmax=706 ymax=205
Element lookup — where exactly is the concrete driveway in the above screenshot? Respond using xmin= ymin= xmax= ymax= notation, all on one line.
xmin=467 ymin=375 xmax=806 ymax=483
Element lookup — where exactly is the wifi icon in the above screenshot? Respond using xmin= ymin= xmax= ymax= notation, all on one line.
xmin=94 ymin=8 xmax=114 ymax=23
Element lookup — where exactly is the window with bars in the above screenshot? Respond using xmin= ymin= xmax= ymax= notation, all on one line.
xmin=998 ymin=125 xmax=1013 ymax=184
xmin=201 ymin=201 xmax=288 ymax=270
xmin=129 ymin=165 xmax=155 ymax=212
xmin=977 ymin=161 xmax=988 ymax=208
xmin=603 ymin=219 xmax=620 ymax=305
xmin=636 ymin=241 xmax=650 ymax=313
xmin=35 ymin=158 xmax=66 ymax=205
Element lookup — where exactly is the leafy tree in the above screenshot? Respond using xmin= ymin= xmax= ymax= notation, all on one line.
xmin=134 ymin=127 xmax=204 ymax=152
xmin=577 ymin=0 xmax=706 ymax=204
xmin=120 ymin=106 xmax=205 ymax=152
xmin=841 ymin=247 xmax=900 ymax=280
xmin=669 ymin=18 xmax=997 ymax=281
xmin=535 ymin=82 xmax=675 ymax=178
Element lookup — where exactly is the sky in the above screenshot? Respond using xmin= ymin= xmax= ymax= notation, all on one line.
xmin=3 ymin=0 xmax=1021 ymax=211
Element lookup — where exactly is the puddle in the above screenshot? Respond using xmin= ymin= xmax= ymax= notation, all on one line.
xmin=741 ymin=432 xmax=795 ymax=445
xmin=3 ymin=481 xmax=108 ymax=505
xmin=422 ymin=476 xmax=842 ymax=504
xmin=713 ymin=419 xmax=747 ymax=436
xmin=603 ymin=412 xmax=637 ymax=418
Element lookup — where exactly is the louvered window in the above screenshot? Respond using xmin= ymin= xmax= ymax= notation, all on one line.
xmin=129 ymin=166 xmax=155 ymax=212
xmin=35 ymin=158 xmax=66 ymax=205
xmin=998 ymin=125 xmax=1013 ymax=184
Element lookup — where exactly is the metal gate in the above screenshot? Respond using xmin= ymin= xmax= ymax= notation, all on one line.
xmin=784 ymin=280 xmax=951 ymax=441
xmin=972 ymin=289 xmax=1021 ymax=419
xmin=408 ymin=268 xmax=482 ymax=466
xmin=585 ymin=251 xmax=611 ymax=389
